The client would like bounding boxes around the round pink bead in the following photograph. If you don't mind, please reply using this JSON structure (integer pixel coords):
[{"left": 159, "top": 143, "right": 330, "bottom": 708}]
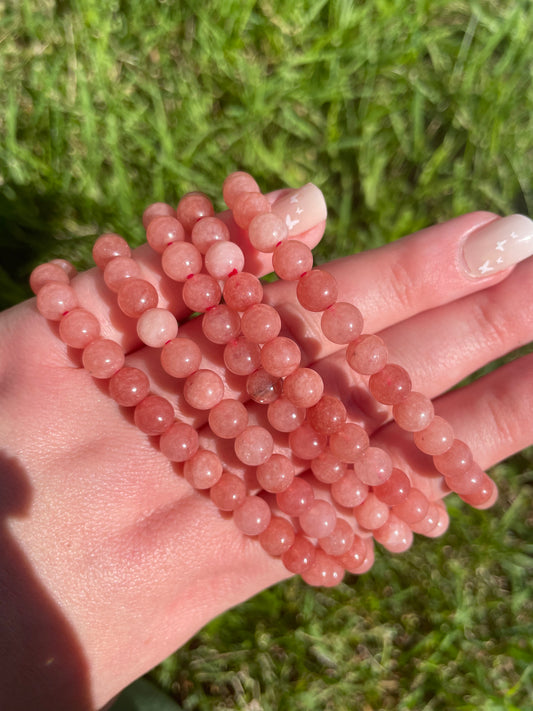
[
  {"left": 373, "top": 513, "right": 413, "bottom": 553},
  {"left": 267, "top": 396, "right": 306, "bottom": 432},
  {"left": 117, "top": 278, "right": 158, "bottom": 318},
  {"left": 183, "top": 369, "right": 224, "bottom": 410},
  {"left": 246, "top": 369, "right": 282, "bottom": 404},
  {"left": 223, "top": 272, "right": 263, "bottom": 311},
  {"left": 204, "top": 241, "right": 245, "bottom": 279},
  {"left": 137, "top": 308, "right": 178, "bottom": 348},
  {"left": 59, "top": 308, "right": 100, "bottom": 349},
  {"left": 433, "top": 439, "right": 474, "bottom": 477},
  {"left": 282, "top": 535, "right": 316, "bottom": 574},
  {"left": 345, "top": 541, "right": 375, "bottom": 575},
  {"left": 444, "top": 463, "right": 487, "bottom": 496},
  {"left": 234, "top": 495, "right": 272, "bottom": 536},
  {"left": 296, "top": 269, "right": 338, "bottom": 312},
  {"left": 146, "top": 216, "right": 186, "bottom": 254},
  {"left": 283, "top": 367, "right": 324, "bottom": 408},
  {"left": 373, "top": 467, "right": 411, "bottom": 506},
  {"left": 329, "top": 423, "right": 369, "bottom": 462},
  {"left": 232, "top": 191, "right": 271, "bottom": 230},
  {"left": 191, "top": 216, "right": 230, "bottom": 254},
  {"left": 50, "top": 259, "right": 77, "bottom": 280},
  {"left": 202, "top": 304, "right": 241, "bottom": 345},
  {"left": 30, "top": 262, "right": 70, "bottom": 294},
  {"left": 260, "top": 336, "right": 301, "bottom": 378},
  {"left": 392, "top": 391, "right": 435, "bottom": 432},
  {"left": 36, "top": 282, "right": 79, "bottom": 321},
  {"left": 248, "top": 212, "right": 288, "bottom": 253},
  {"left": 299, "top": 499, "right": 337, "bottom": 539},
  {"left": 234, "top": 426, "right": 274, "bottom": 466},
  {"left": 92, "top": 233, "right": 131, "bottom": 269},
  {"left": 346, "top": 334, "right": 388, "bottom": 375},
  {"left": 223, "top": 337, "right": 261, "bottom": 376},
  {"left": 161, "top": 241, "right": 202, "bottom": 281},
  {"left": 318, "top": 518, "right": 355, "bottom": 556},
  {"left": 320, "top": 302, "right": 363, "bottom": 345},
  {"left": 256, "top": 454, "right": 295, "bottom": 493},
  {"left": 159, "top": 422, "right": 199, "bottom": 463},
  {"left": 288, "top": 423, "right": 327, "bottom": 460},
  {"left": 133, "top": 394, "right": 174, "bottom": 435},
  {"left": 301, "top": 549, "right": 344, "bottom": 588},
  {"left": 330, "top": 470, "right": 369, "bottom": 508},
  {"left": 82, "top": 338, "right": 124, "bottom": 379},
  {"left": 276, "top": 478, "right": 315, "bottom": 517},
  {"left": 240, "top": 303, "right": 281, "bottom": 344},
  {"left": 413, "top": 416, "right": 454, "bottom": 455},
  {"left": 258, "top": 517, "right": 296, "bottom": 556},
  {"left": 183, "top": 449, "right": 223, "bottom": 488},
  {"left": 181, "top": 273, "right": 221, "bottom": 313},
  {"left": 337, "top": 535, "right": 370, "bottom": 574},
  {"left": 354, "top": 493, "right": 390, "bottom": 530},
  {"left": 423, "top": 503, "right": 450, "bottom": 537},
  {"left": 142, "top": 202, "right": 176, "bottom": 230},
  {"left": 352, "top": 446, "right": 393, "bottom": 486},
  {"left": 209, "top": 472, "right": 246, "bottom": 511},
  {"left": 222, "top": 171, "right": 260, "bottom": 209},
  {"left": 160, "top": 337, "right": 202, "bottom": 378},
  {"left": 461, "top": 476, "right": 498, "bottom": 508},
  {"left": 409, "top": 502, "right": 442, "bottom": 536},
  {"left": 208, "top": 399, "right": 248, "bottom": 439},
  {"left": 307, "top": 395, "right": 347, "bottom": 435},
  {"left": 310, "top": 450, "right": 347, "bottom": 484},
  {"left": 108, "top": 366, "right": 150, "bottom": 407},
  {"left": 103, "top": 257, "right": 141, "bottom": 292},
  {"left": 369, "top": 363, "right": 412, "bottom": 405},
  {"left": 393, "top": 488, "right": 429, "bottom": 524},
  {"left": 272, "top": 240, "right": 314, "bottom": 281},
  {"left": 176, "top": 191, "right": 214, "bottom": 233}
]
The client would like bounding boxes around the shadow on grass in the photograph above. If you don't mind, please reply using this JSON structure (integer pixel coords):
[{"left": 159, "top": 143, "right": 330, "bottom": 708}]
[{"left": 0, "top": 451, "right": 92, "bottom": 710}]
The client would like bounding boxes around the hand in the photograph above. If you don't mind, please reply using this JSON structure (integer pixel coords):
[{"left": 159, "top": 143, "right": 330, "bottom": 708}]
[{"left": 1, "top": 188, "right": 531, "bottom": 710}]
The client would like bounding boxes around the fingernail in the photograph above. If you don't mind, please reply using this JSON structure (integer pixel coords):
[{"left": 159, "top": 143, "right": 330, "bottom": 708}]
[
  {"left": 463, "top": 214, "right": 533, "bottom": 277},
  {"left": 271, "top": 184, "right": 327, "bottom": 236}
]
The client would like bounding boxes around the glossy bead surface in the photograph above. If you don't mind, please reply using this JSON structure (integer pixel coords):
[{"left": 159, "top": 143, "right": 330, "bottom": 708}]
[
  {"left": 234, "top": 495, "right": 272, "bottom": 536},
  {"left": 103, "top": 257, "right": 141, "bottom": 292},
  {"left": 133, "top": 395, "right": 174, "bottom": 435},
  {"left": 223, "top": 336, "right": 261, "bottom": 376},
  {"left": 393, "top": 488, "right": 429, "bottom": 524},
  {"left": 183, "top": 449, "right": 223, "bottom": 488},
  {"left": 209, "top": 472, "right": 247, "bottom": 511},
  {"left": 283, "top": 368, "right": 324, "bottom": 408},
  {"left": 161, "top": 338, "right": 202, "bottom": 378},
  {"left": 248, "top": 212, "right": 288, "bottom": 252},
  {"left": 222, "top": 171, "right": 260, "bottom": 209},
  {"left": 272, "top": 240, "right": 314, "bottom": 280},
  {"left": 276, "top": 478, "right": 315, "bottom": 517},
  {"left": 30, "top": 262, "right": 69, "bottom": 294},
  {"left": 246, "top": 369, "right": 282, "bottom": 404},
  {"left": 321, "top": 302, "right": 363, "bottom": 344},
  {"left": 433, "top": 439, "right": 474, "bottom": 477},
  {"left": 142, "top": 202, "right": 176, "bottom": 230},
  {"left": 240, "top": 303, "right": 281, "bottom": 344},
  {"left": 368, "top": 363, "right": 412, "bottom": 405},
  {"left": 59, "top": 308, "right": 100, "bottom": 349},
  {"left": 299, "top": 499, "right": 337, "bottom": 539},
  {"left": 373, "top": 467, "right": 411, "bottom": 506},
  {"left": 202, "top": 305, "right": 241, "bottom": 345},
  {"left": 318, "top": 518, "right": 355, "bottom": 556},
  {"left": 329, "top": 423, "right": 369, "bottom": 462},
  {"left": 346, "top": 334, "right": 388, "bottom": 375},
  {"left": 109, "top": 366, "right": 150, "bottom": 407},
  {"left": 137, "top": 308, "right": 178, "bottom": 348},
  {"left": 282, "top": 535, "right": 316, "bottom": 574},
  {"left": 330, "top": 470, "right": 369, "bottom": 508},
  {"left": 259, "top": 517, "right": 296, "bottom": 556},
  {"left": 92, "top": 233, "right": 131, "bottom": 269},
  {"left": 204, "top": 241, "right": 245, "bottom": 279},
  {"left": 413, "top": 416, "right": 454, "bottom": 455},
  {"left": 267, "top": 396, "right": 306, "bottom": 432},
  {"left": 234, "top": 426, "right": 274, "bottom": 466},
  {"left": 161, "top": 241, "right": 202, "bottom": 281},
  {"left": 183, "top": 369, "right": 225, "bottom": 410},
  {"left": 191, "top": 216, "right": 230, "bottom": 254},
  {"left": 208, "top": 399, "right": 248, "bottom": 439},
  {"left": 301, "top": 549, "right": 344, "bottom": 588},
  {"left": 296, "top": 269, "right": 338, "bottom": 312},
  {"left": 176, "top": 191, "right": 214, "bottom": 233},
  {"left": 256, "top": 454, "right": 295, "bottom": 493},
  {"left": 352, "top": 446, "right": 393, "bottom": 486},
  {"left": 354, "top": 493, "right": 390, "bottom": 530},
  {"left": 159, "top": 422, "right": 199, "bottom": 463},
  {"left": 232, "top": 191, "right": 271, "bottom": 229},
  {"left": 392, "top": 391, "right": 435, "bottom": 432},
  {"left": 307, "top": 395, "right": 347, "bottom": 435},
  {"left": 288, "top": 423, "right": 327, "bottom": 460},
  {"left": 182, "top": 273, "right": 221, "bottom": 313},
  {"left": 36, "top": 282, "right": 79, "bottom": 321},
  {"left": 117, "top": 278, "right": 158, "bottom": 318},
  {"left": 223, "top": 272, "right": 263, "bottom": 311},
  {"left": 373, "top": 514, "right": 413, "bottom": 553},
  {"left": 260, "top": 336, "right": 301, "bottom": 378},
  {"left": 310, "top": 451, "right": 347, "bottom": 484},
  {"left": 146, "top": 216, "right": 186, "bottom": 254},
  {"left": 82, "top": 338, "right": 124, "bottom": 379}
]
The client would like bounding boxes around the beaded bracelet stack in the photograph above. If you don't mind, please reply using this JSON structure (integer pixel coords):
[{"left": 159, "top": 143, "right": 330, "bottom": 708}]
[{"left": 30, "top": 172, "right": 497, "bottom": 587}]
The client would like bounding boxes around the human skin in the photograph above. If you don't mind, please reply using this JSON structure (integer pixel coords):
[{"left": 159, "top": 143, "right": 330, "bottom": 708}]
[{"left": 0, "top": 190, "right": 532, "bottom": 709}]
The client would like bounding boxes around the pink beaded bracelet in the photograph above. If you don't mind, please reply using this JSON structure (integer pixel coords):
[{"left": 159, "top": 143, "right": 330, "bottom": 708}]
[{"left": 31, "top": 171, "right": 497, "bottom": 588}]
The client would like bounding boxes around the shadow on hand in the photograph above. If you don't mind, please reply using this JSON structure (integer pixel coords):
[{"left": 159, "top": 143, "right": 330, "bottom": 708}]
[{"left": 0, "top": 451, "right": 93, "bottom": 710}]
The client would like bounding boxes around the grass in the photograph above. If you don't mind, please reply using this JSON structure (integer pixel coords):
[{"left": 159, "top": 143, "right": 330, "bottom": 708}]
[{"left": 1, "top": 1, "right": 532, "bottom": 709}]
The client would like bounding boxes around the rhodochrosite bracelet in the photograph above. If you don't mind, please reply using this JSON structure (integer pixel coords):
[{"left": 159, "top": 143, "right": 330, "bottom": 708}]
[{"left": 31, "top": 172, "right": 497, "bottom": 588}]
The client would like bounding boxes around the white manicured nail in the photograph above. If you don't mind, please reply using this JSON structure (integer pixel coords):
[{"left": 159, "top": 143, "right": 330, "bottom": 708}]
[
  {"left": 463, "top": 214, "right": 533, "bottom": 277},
  {"left": 272, "top": 184, "right": 327, "bottom": 236}
]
